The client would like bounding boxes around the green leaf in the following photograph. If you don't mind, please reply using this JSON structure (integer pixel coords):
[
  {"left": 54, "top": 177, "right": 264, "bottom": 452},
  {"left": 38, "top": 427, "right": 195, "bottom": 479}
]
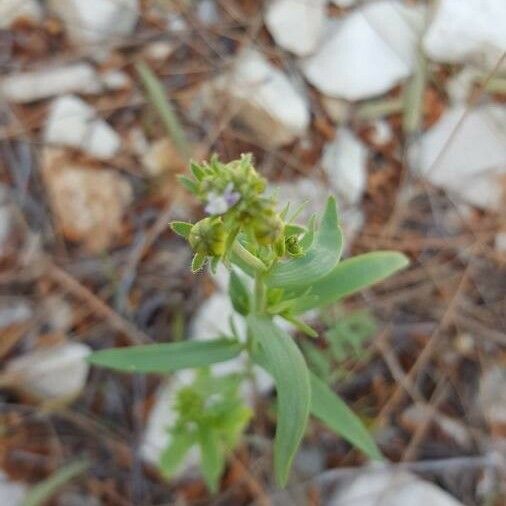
[
  {"left": 281, "top": 314, "right": 318, "bottom": 338},
  {"left": 136, "top": 61, "right": 190, "bottom": 158},
  {"left": 327, "top": 310, "right": 376, "bottom": 361},
  {"left": 403, "top": 50, "right": 428, "bottom": 136},
  {"left": 199, "top": 428, "right": 225, "bottom": 493},
  {"left": 266, "top": 197, "right": 343, "bottom": 290},
  {"left": 177, "top": 174, "right": 198, "bottom": 194},
  {"left": 170, "top": 221, "right": 193, "bottom": 239},
  {"left": 301, "top": 342, "right": 332, "bottom": 381},
  {"left": 247, "top": 315, "right": 310, "bottom": 486},
  {"left": 310, "top": 372, "right": 382, "bottom": 460},
  {"left": 299, "top": 215, "right": 316, "bottom": 252},
  {"left": 190, "top": 161, "right": 206, "bottom": 181},
  {"left": 192, "top": 252, "right": 207, "bottom": 272},
  {"left": 88, "top": 339, "right": 242, "bottom": 373},
  {"left": 229, "top": 269, "right": 251, "bottom": 316},
  {"left": 159, "top": 430, "right": 194, "bottom": 479},
  {"left": 21, "top": 459, "right": 89, "bottom": 506},
  {"left": 293, "top": 251, "right": 409, "bottom": 313},
  {"left": 284, "top": 223, "right": 307, "bottom": 237}
]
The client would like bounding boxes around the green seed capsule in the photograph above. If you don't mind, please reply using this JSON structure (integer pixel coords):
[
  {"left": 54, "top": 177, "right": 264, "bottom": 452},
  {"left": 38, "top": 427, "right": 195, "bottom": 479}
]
[
  {"left": 253, "top": 212, "right": 284, "bottom": 246},
  {"left": 286, "top": 235, "right": 303, "bottom": 256},
  {"left": 188, "top": 217, "right": 227, "bottom": 257}
]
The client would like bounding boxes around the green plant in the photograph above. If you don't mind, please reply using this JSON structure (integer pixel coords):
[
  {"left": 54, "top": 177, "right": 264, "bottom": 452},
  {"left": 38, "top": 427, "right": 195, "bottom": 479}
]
[
  {"left": 303, "top": 308, "right": 377, "bottom": 383},
  {"left": 89, "top": 154, "right": 409, "bottom": 489},
  {"left": 159, "top": 369, "right": 252, "bottom": 492}
]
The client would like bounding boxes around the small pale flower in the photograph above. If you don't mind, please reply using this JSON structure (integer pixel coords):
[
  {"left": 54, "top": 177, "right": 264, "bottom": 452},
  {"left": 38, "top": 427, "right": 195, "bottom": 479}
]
[{"left": 204, "top": 182, "right": 240, "bottom": 215}]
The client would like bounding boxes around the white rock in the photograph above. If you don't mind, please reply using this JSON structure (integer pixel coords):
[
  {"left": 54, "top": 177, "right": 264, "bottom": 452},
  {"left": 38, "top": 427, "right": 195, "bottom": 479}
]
[
  {"left": 495, "top": 232, "right": 506, "bottom": 254},
  {"left": 321, "top": 128, "right": 368, "bottom": 206},
  {"left": 0, "top": 184, "right": 14, "bottom": 259},
  {"left": 408, "top": 105, "right": 506, "bottom": 211},
  {"left": 5, "top": 342, "right": 91, "bottom": 400},
  {"left": 203, "top": 48, "right": 310, "bottom": 147},
  {"left": 275, "top": 178, "right": 330, "bottom": 222},
  {"left": 479, "top": 366, "right": 506, "bottom": 432},
  {"left": 423, "top": 0, "right": 506, "bottom": 70},
  {"left": 0, "top": 297, "right": 32, "bottom": 330},
  {"left": 401, "top": 404, "right": 471, "bottom": 447},
  {"left": 189, "top": 291, "right": 244, "bottom": 341},
  {"left": 329, "top": 469, "right": 464, "bottom": 506},
  {"left": 167, "top": 13, "right": 188, "bottom": 33},
  {"left": 141, "top": 138, "right": 186, "bottom": 177},
  {"left": 42, "top": 150, "right": 132, "bottom": 253},
  {"left": 197, "top": 0, "right": 219, "bottom": 26},
  {"left": 341, "top": 207, "right": 365, "bottom": 248},
  {"left": 0, "top": 472, "right": 26, "bottom": 506},
  {"left": 40, "top": 295, "right": 74, "bottom": 333},
  {"left": 0, "top": 0, "right": 42, "bottom": 28},
  {"left": 0, "top": 64, "right": 102, "bottom": 104},
  {"left": 44, "top": 95, "right": 121, "bottom": 160},
  {"left": 144, "top": 41, "right": 175, "bottom": 61},
  {"left": 48, "top": 0, "right": 139, "bottom": 46},
  {"left": 100, "top": 69, "right": 131, "bottom": 91},
  {"left": 265, "top": 0, "right": 327, "bottom": 56},
  {"left": 370, "top": 119, "right": 393, "bottom": 145},
  {"left": 303, "top": 1, "right": 425, "bottom": 100},
  {"left": 446, "top": 68, "right": 481, "bottom": 105}
]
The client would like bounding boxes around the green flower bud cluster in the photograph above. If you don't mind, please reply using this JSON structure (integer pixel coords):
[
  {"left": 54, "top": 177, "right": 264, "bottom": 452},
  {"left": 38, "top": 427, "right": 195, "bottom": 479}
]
[{"left": 175, "top": 154, "right": 287, "bottom": 271}]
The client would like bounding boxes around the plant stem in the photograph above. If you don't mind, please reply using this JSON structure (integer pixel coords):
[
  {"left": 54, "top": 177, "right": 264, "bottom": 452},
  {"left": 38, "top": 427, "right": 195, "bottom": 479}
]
[
  {"left": 254, "top": 273, "right": 266, "bottom": 314},
  {"left": 232, "top": 242, "right": 267, "bottom": 273}
]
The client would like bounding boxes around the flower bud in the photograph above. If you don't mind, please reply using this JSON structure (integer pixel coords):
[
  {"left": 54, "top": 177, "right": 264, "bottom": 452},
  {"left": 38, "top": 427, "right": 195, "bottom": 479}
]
[
  {"left": 253, "top": 211, "right": 284, "bottom": 246},
  {"left": 285, "top": 235, "right": 303, "bottom": 256},
  {"left": 189, "top": 217, "right": 227, "bottom": 257}
]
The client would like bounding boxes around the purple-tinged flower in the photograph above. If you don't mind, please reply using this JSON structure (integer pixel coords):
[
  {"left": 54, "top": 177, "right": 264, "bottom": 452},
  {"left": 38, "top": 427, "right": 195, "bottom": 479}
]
[{"left": 204, "top": 182, "right": 240, "bottom": 215}]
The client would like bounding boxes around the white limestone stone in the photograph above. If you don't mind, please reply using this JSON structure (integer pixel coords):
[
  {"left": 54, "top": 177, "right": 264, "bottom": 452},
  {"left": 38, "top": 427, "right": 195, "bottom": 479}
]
[
  {"left": 5, "top": 342, "right": 91, "bottom": 400},
  {"left": 44, "top": 95, "right": 121, "bottom": 160},
  {"left": 0, "top": 472, "right": 26, "bottom": 506},
  {"left": 321, "top": 128, "right": 368, "bottom": 206},
  {"left": 408, "top": 105, "right": 506, "bottom": 211},
  {"left": 423, "top": 0, "right": 506, "bottom": 70},
  {"left": 265, "top": 0, "right": 327, "bottom": 56},
  {"left": 0, "top": 0, "right": 42, "bottom": 28},
  {"left": 202, "top": 48, "right": 310, "bottom": 147},
  {"left": 48, "top": 0, "right": 139, "bottom": 46},
  {"left": 329, "top": 469, "right": 464, "bottom": 506},
  {"left": 1, "top": 64, "right": 102, "bottom": 103},
  {"left": 303, "top": 1, "right": 425, "bottom": 100}
]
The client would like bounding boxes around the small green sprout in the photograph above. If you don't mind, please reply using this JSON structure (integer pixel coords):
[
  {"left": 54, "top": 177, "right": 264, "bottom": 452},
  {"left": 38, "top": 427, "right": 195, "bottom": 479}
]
[
  {"left": 160, "top": 370, "right": 252, "bottom": 492},
  {"left": 89, "top": 154, "right": 410, "bottom": 491}
]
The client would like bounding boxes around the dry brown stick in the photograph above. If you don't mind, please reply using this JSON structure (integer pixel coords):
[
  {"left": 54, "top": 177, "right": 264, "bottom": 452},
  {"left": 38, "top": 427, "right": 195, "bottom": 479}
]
[
  {"left": 376, "top": 243, "right": 477, "bottom": 425},
  {"left": 229, "top": 454, "right": 271, "bottom": 506},
  {"left": 384, "top": 52, "right": 506, "bottom": 237},
  {"left": 401, "top": 380, "right": 450, "bottom": 463},
  {"left": 46, "top": 259, "right": 150, "bottom": 344}
]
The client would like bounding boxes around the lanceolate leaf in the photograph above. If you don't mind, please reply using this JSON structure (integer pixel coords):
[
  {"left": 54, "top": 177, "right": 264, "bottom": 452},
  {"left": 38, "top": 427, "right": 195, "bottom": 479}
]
[
  {"left": 310, "top": 372, "right": 382, "bottom": 460},
  {"left": 229, "top": 269, "right": 251, "bottom": 315},
  {"left": 266, "top": 197, "right": 343, "bottom": 290},
  {"left": 170, "top": 221, "right": 193, "bottom": 239},
  {"left": 159, "top": 431, "right": 194, "bottom": 479},
  {"left": 247, "top": 315, "right": 310, "bottom": 486},
  {"left": 88, "top": 339, "right": 242, "bottom": 373},
  {"left": 136, "top": 61, "right": 190, "bottom": 158},
  {"left": 21, "top": 459, "right": 89, "bottom": 506},
  {"left": 199, "top": 428, "right": 225, "bottom": 493},
  {"left": 293, "top": 251, "right": 409, "bottom": 313}
]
